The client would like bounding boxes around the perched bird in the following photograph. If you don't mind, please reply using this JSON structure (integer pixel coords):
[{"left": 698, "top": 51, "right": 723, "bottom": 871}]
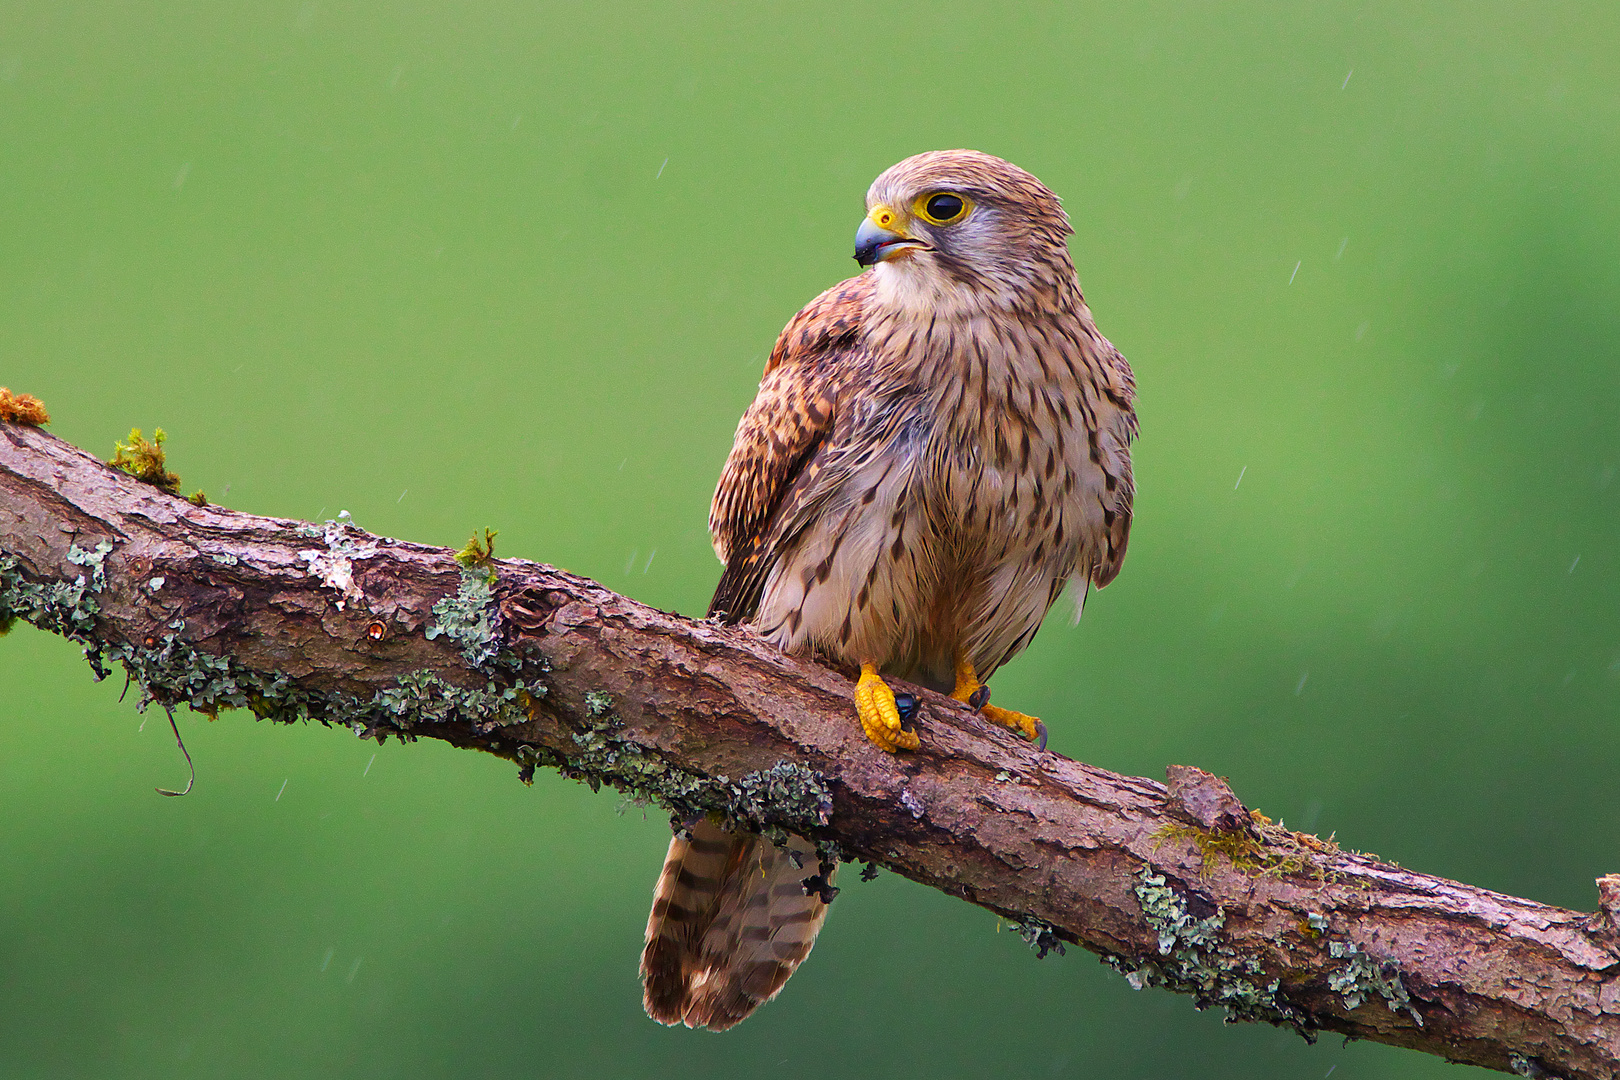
[{"left": 641, "top": 149, "right": 1137, "bottom": 1030}]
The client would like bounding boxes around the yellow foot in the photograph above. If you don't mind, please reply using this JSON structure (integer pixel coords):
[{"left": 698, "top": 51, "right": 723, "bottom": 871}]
[
  {"left": 855, "top": 662, "right": 919, "bottom": 752},
  {"left": 983, "top": 703, "right": 1046, "bottom": 746},
  {"left": 951, "top": 652, "right": 1048, "bottom": 749}
]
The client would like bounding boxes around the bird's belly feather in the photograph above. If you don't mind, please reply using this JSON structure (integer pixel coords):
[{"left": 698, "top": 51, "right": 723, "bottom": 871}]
[{"left": 752, "top": 411, "right": 1108, "bottom": 691}]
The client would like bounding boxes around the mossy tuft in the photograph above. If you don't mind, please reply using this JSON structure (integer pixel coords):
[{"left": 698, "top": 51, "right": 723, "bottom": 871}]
[
  {"left": 0, "top": 387, "right": 50, "bottom": 426},
  {"left": 454, "top": 528, "right": 498, "bottom": 583},
  {"left": 1153, "top": 817, "right": 1339, "bottom": 882},
  {"left": 110, "top": 428, "right": 185, "bottom": 497}
]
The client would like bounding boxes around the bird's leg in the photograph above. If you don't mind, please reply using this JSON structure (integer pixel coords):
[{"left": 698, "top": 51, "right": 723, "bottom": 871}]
[
  {"left": 855, "top": 662, "right": 920, "bottom": 752},
  {"left": 951, "top": 652, "right": 1048, "bottom": 749}
]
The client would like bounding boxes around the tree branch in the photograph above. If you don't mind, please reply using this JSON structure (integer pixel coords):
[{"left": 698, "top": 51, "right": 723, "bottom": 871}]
[{"left": 2, "top": 420, "right": 1616, "bottom": 1078}]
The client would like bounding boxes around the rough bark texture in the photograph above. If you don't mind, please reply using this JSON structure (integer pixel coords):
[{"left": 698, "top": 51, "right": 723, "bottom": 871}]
[{"left": 3, "top": 420, "right": 1617, "bottom": 1078}]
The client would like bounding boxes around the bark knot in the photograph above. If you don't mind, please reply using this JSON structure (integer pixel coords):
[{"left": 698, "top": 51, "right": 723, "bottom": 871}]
[
  {"left": 1588, "top": 874, "right": 1620, "bottom": 955},
  {"left": 1164, "top": 764, "right": 1255, "bottom": 836}
]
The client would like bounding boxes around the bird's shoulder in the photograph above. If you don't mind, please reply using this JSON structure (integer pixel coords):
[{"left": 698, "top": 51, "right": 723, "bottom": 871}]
[
  {"left": 1064, "top": 303, "right": 1136, "bottom": 408},
  {"left": 763, "top": 273, "right": 874, "bottom": 378},
  {"left": 707, "top": 275, "right": 874, "bottom": 597}
]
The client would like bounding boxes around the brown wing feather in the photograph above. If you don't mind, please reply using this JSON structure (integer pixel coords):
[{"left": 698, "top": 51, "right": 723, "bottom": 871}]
[
  {"left": 707, "top": 277, "right": 871, "bottom": 621},
  {"left": 641, "top": 820, "right": 832, "bottom": 1031},
  {"left": 1091, "top": 336, "right": 1138, "bottom": 589}
]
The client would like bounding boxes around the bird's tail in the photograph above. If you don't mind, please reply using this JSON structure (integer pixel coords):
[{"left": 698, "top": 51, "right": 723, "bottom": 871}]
[{"left": 640, "top": 817, "right": 834, "bottom": 1031}]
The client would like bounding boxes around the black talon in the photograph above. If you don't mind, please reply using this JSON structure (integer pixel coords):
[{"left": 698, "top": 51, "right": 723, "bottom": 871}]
[
  {"left": 893, "top": 691, "right": 919, "bottom": 729},
  {"left": 1032, "top": 719, "right": 1049, "bottom": 751},
  {"left": 968, "top": 685, "right": 991, "bottom": 711}
]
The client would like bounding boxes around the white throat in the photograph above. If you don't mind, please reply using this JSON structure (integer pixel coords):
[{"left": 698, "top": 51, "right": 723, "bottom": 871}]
[{"left": 870, "top": 258, "right": 1022, "bottom": 319}]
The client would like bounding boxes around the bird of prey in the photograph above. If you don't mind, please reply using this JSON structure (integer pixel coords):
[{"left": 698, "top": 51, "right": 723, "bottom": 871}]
[{"left": 641, "top": 149, "right": 1137, "bottom": 1031}]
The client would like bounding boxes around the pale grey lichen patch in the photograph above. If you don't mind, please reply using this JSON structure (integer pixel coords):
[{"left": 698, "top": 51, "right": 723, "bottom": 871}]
[
  {"left": 5, "top": 533, "right": 523, "bottom": 735},
  {"left": 296, "top": 512, "right": 379, "bottom": 611},
  {"left": 1508, "top": 1052, "right": 1550, "bottom": 1078},
  {"left": 5, "top": 534, "right": 532, "bottom": 747},
  {"left": 1136, "top": 866, "right": 1226, "bottom": 956},
  {"left": 90, "top": 621, "right": 544, "bottom": 744},
  {"left": 1012, "top": 915, "right": 1066, "bottom": 959},
  {"left": 1328, "top": 939, "right": 1422, "bottom": 1024},
  {"left": 0, "top": 529, "right": 529, "bottom": 736},
  {"left": 728, "top": 762, "right": 835, "bottom": 830},
  {"left": 1, "top": 541, "right": 113, "bottom": 640},
  {"left": 374, "top": 669, "right": 544, "bottom": 734},
  {"left": 111, "top": 621, "right": 247, "bottom": 714},
  {"left": 6, "top": 543, "right": 838, "bottom": 867},
  {"left": 1102, "top": 868, "right": 1420, "bottom": 1036},
  {"left": 557, "top": 709, "right": 833, "bottom": 840},
  {"left": 1102, "top": 866, "right": 1306, "bottom": 1031},
  {"left": 426, "top": 566, "right": 498, "bottom": 666},
  {"left": 68, "top": 541, "right": 113, "bottom": 592}
]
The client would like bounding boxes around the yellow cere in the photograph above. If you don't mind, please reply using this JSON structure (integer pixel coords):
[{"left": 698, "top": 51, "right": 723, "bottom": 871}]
[{"left": 866, "top": 203, "right": 907, "bottom": 236}]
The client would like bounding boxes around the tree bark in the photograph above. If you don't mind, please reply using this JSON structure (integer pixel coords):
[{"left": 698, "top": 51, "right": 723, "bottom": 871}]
[{"left": 2, "top": 420, "right": 1617, "bottom": 1078}]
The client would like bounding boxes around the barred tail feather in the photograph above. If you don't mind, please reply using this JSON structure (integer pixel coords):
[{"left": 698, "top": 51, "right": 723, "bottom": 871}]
[{"left": 640, "top": 819, "right": 833, "bottom": 1031}]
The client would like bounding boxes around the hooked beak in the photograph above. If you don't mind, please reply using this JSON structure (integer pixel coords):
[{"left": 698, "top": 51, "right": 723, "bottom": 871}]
[{"left": 854, "top": 207, "right": 930, "bottom": 266}]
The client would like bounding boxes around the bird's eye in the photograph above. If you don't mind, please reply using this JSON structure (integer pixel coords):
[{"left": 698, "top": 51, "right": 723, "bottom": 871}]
[{"left": 917, "top": 192, "right": 970, "bottom": 225}]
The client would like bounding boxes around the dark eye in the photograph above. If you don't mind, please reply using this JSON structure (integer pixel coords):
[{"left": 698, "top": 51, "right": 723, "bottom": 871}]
[{"left": 923, "top": 193, "right": 966, "bottom": 223}]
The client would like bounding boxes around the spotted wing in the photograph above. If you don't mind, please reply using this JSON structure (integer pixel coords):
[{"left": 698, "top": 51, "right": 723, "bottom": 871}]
[
  {"left": 707, "top": 277, "right": 869, "bottom": 621},
  {"left": 1089, "top": 333, "right": 1138, "bottom": 589},
  {"left": 640, "top": 819, "right": 833, "bottom": 1031}
]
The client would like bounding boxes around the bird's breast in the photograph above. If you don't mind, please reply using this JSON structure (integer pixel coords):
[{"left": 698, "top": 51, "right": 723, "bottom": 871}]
[{"left": 897, "top": 317, "right": 1098, "bottom": 527}]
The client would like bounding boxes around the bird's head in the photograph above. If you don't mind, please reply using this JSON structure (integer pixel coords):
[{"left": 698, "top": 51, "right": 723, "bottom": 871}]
[{"left": 855, "top": 149, "right": 1075, "bottom": 314}]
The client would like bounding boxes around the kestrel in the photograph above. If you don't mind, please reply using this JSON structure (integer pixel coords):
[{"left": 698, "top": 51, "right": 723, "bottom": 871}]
[{"left": 642, "top": 150, "right": 1137, "bottom": 1030}]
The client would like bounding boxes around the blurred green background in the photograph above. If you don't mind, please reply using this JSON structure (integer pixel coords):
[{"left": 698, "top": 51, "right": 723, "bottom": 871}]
[{"left": 2, "top": 1, "right": 1618, "bottom": 1076}]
